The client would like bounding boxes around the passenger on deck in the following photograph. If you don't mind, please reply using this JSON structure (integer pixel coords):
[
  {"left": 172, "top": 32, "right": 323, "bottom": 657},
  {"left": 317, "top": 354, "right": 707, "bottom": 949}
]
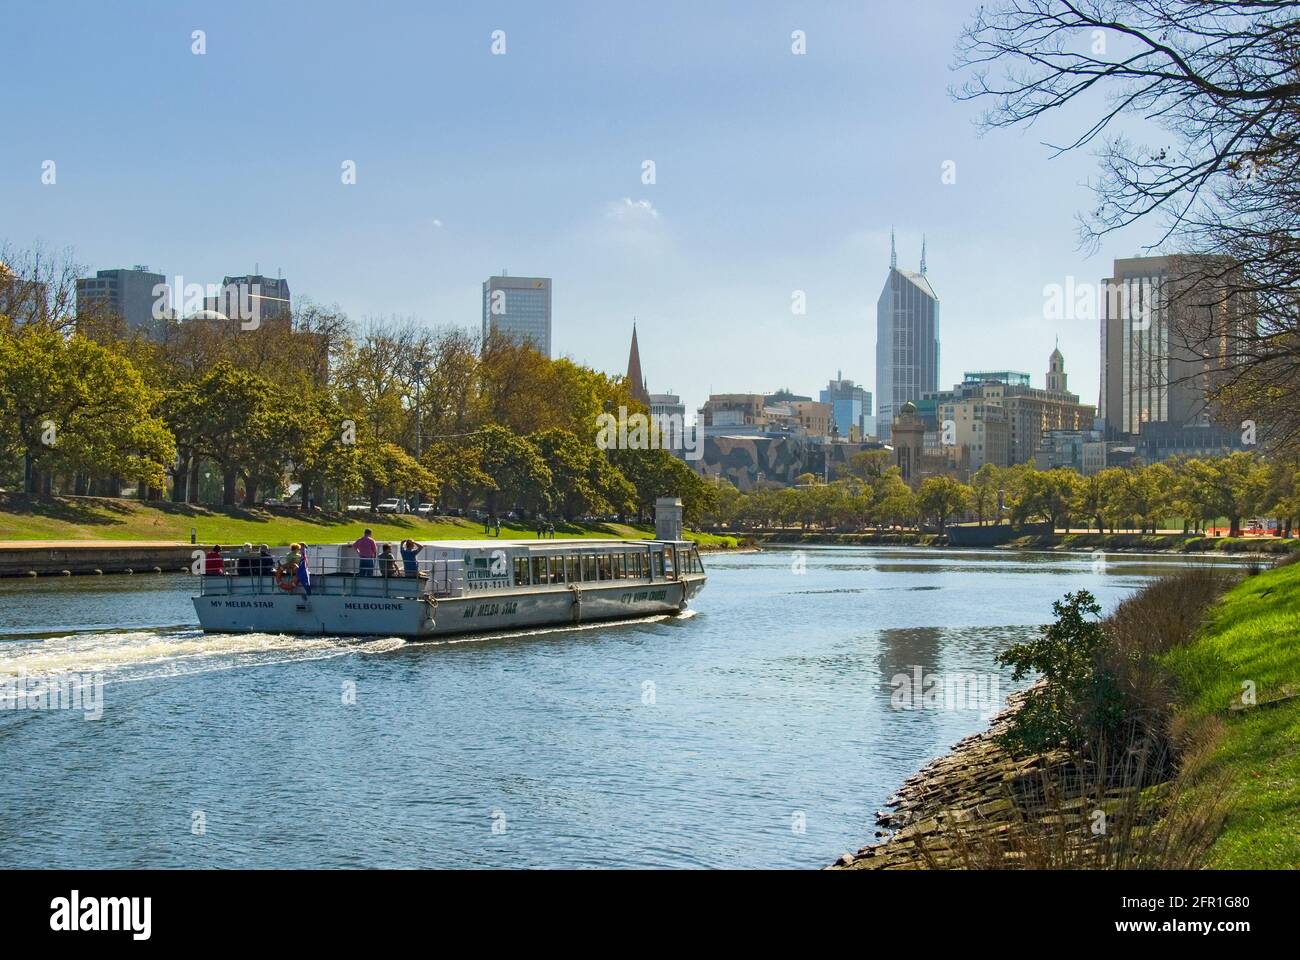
[
  {"left": 379, "top": 543, "right": 399, "bottom": 578},
  {"left": 353, "top": 529, "right": 377, "bottom": 577},
  {"left": 282, "top": 543, "right": 302, "bottom": 575},
  {"left": 400, "top": 539, "right": 423, "bottom": 578},
  {"left": 257, "top": 544, "right": 275, "bottom": 575},
  {"left": 236, "top": 542, "right": 253, "bottom": 577},
  {"left": 297, "top": 543, "right": 312, "bottom": 596},
  {"left": 204, "top": 545, "right": 224, "bottom": 575}
]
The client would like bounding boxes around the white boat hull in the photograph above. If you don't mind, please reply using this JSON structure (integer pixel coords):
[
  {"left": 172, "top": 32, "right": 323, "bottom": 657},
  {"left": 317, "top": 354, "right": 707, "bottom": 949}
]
[{"left": 193, "top": 576, "right": 706, "bottom": 640}]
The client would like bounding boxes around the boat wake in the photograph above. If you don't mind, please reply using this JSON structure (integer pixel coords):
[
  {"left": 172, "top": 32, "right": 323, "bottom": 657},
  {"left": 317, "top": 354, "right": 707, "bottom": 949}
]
[{"left": 0, "top": 628, "right": 406, "bottom": 688}]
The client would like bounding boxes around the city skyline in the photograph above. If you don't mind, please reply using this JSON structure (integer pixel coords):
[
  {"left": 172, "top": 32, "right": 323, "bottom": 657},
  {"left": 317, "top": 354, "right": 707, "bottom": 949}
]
[{"left": 1, "top": 0, "right": 1171, "bottom": 422}]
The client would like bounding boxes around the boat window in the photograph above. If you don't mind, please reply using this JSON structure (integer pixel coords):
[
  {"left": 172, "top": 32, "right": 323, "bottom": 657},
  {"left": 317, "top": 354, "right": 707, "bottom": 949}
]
[
  {"left": 613, "top": 554, "right": 625, "bottom": 579},
  {"left": 531, "top": 556, "right": 547, "bottom": 584},
  {"left": 566, "top": 555, "right": 580, "bottom": 583},
  {"left": 598, "top": 555, "right": 612, "bottom": 580},
  {"left": 664, "top": 550, "right": 677, "bottom": 579},
  {"left": 513, "top": 557, "right": 530, "bottom": 586},
  {"left": 549, "top": 556, "right": 564, "bottom": 584},
  {"left": 582, "top": 555, "right": 598, "bottom": 581},
  {"left": 651, "top": 551, "right": 663, "bottom": 578},
  {"left": 691, "top": 547, "right": 704, "bottom": 573}
]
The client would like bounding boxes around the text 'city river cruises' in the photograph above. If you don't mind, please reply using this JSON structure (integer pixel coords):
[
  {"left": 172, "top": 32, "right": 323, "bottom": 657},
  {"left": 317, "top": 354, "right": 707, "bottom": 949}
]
[{"left": 193, "top": 539, "right": 707, "bottom": 639}]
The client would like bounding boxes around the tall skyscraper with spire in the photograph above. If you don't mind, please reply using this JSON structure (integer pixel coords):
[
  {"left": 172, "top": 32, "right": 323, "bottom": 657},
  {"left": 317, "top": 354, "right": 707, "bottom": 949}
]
[
  {"left": 875, "top": 231, "right": 940, "bottom": 442},
  {"left": 626, "top": 321, "right": 650, "bottom": 406}
]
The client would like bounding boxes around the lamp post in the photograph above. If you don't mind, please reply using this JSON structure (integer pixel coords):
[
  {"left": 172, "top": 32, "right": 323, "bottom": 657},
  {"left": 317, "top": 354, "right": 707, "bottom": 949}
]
[
  {"left": 413, "top": 359, "right": 426, "bottom": 461},
  {"left": 412, "top": 359, "right": 427, "bottom": 511}
]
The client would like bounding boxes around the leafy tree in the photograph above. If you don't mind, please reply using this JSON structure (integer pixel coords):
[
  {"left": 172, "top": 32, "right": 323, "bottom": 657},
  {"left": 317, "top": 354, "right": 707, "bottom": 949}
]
[
  {"left": 996, "top": 591, "right": 1120, "bottom": 752},
  {"left": 474, "top": 424, "right": 552, "bottom": 516},
  {"left": 531, "top": 428, "right": 600, "bottom": 519},
  {"left": 917, "top": 475, "right": 972, "bottom": 533},
  {"left": 424, "top": 440, "right": 491, "bottom": 511},
  {"left": 189, "top": 360, "right": 274, "bottom": 505},
  {"left": 0, "top": 326, "right": 173, "bottom": 494},
  {"left": 354, "top": 439, "right": 438, "bottom": 508},
  {"left": 970, "top": 463, "right": 1001, "bottom": 525}
]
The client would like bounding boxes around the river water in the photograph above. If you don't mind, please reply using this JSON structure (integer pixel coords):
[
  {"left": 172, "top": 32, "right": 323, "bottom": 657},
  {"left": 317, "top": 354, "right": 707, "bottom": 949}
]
[{"left": 0, "top": 546, "right": 1243, "bottom": 868}]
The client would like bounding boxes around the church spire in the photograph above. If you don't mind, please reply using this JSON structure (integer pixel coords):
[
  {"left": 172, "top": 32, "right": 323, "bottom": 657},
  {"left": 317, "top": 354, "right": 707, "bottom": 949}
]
[
  {"left": 626, "top": 320, "right": 650, "bottom": 406},
  {"left": 890, "top": 227, "right": 897, "bottom": 270}
]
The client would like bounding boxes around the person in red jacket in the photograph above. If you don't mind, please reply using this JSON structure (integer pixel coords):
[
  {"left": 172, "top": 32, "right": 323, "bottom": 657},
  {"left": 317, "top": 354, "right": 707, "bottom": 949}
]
[{"left": 204, "top": 545, "right": 225, "bottom": 575}]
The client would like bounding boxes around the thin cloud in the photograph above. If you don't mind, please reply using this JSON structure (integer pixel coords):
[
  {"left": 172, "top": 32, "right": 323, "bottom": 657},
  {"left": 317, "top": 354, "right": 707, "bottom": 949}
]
[{"left": 605, "top": 197, "right": 660, "bottom": 222}]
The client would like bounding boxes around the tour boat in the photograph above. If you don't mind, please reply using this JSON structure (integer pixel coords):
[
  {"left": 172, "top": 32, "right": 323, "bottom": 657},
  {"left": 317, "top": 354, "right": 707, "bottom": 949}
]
[{"left": 192, "top": 539, "right": 707, "bottom": 639}]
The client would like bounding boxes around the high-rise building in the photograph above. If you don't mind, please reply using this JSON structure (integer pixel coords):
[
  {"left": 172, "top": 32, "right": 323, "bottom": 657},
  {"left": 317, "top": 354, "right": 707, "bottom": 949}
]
[
  {"left": 482, "top": 274, "right": 552, "bottom": 356},
  {"left": 205, "top": 274, "right": 291, "bottom": 326},
  {"left": 649, "top": 393, "right": 686, "bottom": 422},
  {"left": 1099, "top": 255, "right": 1246, "bottom": 441},
  {"left": 876, "top": 232, "right": 940, "bottom": 442},
  {"left": 820, "top": 372, "right": 875, "bottom": 440},
  {"left": 76, "top": 266, "right": 166, "bottom": 331}
]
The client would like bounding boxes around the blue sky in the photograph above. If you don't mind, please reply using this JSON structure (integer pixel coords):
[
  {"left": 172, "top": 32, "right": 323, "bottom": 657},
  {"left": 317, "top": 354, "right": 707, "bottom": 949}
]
[{"left": 1, "top": 0, "right": 1166, "bottom": 419}]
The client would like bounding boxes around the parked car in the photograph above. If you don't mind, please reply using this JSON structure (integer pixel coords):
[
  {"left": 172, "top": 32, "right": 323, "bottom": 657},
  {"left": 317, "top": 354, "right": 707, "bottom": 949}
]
[
  {"left": 346, "top": 501, "right": 372, "bottom": 513},
  {"left": 377, "top": 497, "right": 411, "bottom": 514},
  {"left": 416, "top": 503, "right": 437, "bottom": 517}
]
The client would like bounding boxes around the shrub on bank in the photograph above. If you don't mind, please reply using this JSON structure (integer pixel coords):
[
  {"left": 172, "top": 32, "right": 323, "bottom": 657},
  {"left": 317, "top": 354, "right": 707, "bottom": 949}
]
[{"left": 997, "top": 569, "right": 1235, "bottom": 758}]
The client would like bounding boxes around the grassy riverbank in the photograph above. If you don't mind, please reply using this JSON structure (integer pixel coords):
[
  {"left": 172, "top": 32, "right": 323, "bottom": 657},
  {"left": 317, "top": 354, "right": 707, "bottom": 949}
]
[
  {"left": 1008, "top": 531, "right": 1300, "bottom": 554},
  {"left": 744, "top": 528, "right": 1298, "bottom": 553},
  {"left": 836, "top": 556, "right": 1300, "bottom": 870},
  {"left": 1164, "top": 559, "right": 1300, "bottom": 867},
  {"left": 0, "top": 494, "right": 738, "bottom": 549}
]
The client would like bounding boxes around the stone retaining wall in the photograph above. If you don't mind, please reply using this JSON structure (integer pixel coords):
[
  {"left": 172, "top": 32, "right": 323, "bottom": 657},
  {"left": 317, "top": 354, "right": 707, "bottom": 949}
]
[{"left": 0, "top": 544, "right": 195, "bottom": 577}]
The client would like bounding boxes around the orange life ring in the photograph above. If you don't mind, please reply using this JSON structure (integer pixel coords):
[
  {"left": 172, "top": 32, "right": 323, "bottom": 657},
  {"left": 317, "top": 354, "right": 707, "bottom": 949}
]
[{"left": 275, "top": 568, "right": 297, "bottom": 591}]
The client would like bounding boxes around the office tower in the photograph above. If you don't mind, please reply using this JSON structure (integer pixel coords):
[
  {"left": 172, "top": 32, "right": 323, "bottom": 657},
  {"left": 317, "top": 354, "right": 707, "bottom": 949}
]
[
  {"left": 482, "top": 274, "right": 552, "bottom": 356},
  {"left": 1099, "top": 255, "right": 1245, "bottom": 441},
  {"left": 876, "top": 232, "right": 940, "bottom": 442},
  {"left": 205, "top": 274, "right": 292, "bottom": 325},
  {"left": 649, "top": 393, "right": 686, "bottom": 422},
  {"left": 820, "top": 372, "right": 874, "bottom": 440},
  {"left": 75, "top": 266, "right": 166, "bottom": 331}
]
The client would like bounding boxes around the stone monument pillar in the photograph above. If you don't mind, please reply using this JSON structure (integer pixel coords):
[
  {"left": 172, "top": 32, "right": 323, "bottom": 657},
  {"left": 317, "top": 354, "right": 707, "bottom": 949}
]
[{"left": 655, "top": 496, "right": 683, "bottom": 541}]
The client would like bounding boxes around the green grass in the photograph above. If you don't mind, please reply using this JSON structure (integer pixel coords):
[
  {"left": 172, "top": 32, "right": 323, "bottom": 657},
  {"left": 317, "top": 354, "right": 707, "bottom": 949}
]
[
  {"left": 1012, "top": 532, "right": 1300, "bottom": 553},
  {"left": 0, "top": 494, "right": 738, "bottom": 549},
  {"left": 1164, "top": 560, "right": 1300, "bottom": 868}
]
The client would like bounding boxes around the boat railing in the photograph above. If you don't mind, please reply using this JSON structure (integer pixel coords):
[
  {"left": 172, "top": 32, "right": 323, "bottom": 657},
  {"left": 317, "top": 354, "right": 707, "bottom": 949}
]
[{"left": 198, "top": 551, "right": 460, "bottom": 599}]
